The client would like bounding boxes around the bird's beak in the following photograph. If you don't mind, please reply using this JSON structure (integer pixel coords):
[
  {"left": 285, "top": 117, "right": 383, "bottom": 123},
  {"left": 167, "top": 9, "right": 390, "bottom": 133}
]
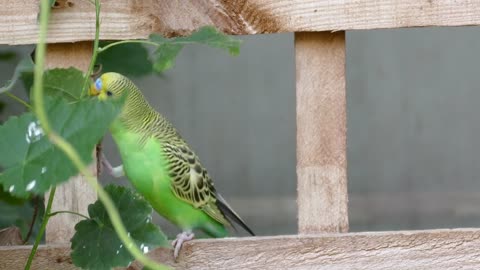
[{"left": 89, "top": 84, "right": 100, "bottom": 96}]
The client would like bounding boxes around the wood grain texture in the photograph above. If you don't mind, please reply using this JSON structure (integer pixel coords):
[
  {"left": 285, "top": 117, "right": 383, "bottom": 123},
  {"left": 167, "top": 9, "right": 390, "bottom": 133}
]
[
  {"left": 2, "top": 0, "right": 480, "bottom": 44},
  {"left": 45, "top": 42, "right": 96, "bottom": 244},
  {"left": 0, "top": 244, "right": 75, "bottom": 270},
  {"left": 2, "top": 229, "right": 480, "bottom": 269},
  {"left": 295, "top": 32, "right": 348, "bottom": 234}
]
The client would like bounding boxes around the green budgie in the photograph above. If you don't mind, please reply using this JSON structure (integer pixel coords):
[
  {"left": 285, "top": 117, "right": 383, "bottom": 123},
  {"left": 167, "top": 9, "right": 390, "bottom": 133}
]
[{"left": 89, "top": 72, "right": 254, "bottom": 258}]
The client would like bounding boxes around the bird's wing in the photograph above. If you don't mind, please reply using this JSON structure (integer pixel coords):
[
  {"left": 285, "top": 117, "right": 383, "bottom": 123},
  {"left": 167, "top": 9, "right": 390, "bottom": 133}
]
[{"left": 163, "top": 143, "right": 230, "bottom": 226}]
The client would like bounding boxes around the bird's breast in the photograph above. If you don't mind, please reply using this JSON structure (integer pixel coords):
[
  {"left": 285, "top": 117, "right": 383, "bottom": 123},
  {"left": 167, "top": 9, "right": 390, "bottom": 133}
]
[{"left": 110, "top": 123, "right": 170, "bottom": 196}]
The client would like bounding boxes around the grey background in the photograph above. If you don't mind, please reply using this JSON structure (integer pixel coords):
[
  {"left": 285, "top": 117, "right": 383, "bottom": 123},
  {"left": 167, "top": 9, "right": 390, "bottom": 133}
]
[{"left": 2, "top": 27, "right": 480, "bottom": 236}]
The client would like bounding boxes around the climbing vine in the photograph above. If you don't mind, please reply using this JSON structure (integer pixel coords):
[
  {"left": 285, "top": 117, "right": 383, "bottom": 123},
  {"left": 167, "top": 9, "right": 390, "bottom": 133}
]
[{"left": 0, "top": 0, "right": 241, "bottom": 269}]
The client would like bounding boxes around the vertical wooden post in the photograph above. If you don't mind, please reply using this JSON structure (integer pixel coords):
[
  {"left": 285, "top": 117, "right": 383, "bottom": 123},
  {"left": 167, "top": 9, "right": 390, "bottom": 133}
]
[
  {"left": 44, "top": 42, "right": 97, "bottom": 244},
  {"left": 295, "top": 32, "right": 348, "bottom": 234}
]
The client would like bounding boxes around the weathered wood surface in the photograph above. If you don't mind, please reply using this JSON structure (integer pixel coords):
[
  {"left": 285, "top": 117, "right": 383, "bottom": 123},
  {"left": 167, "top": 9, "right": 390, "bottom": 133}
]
[
  {"left": 2, "top": 229, "right": 480, "bottom": 269},
  {"left": 2, "top": 0, "right": 480, "bottom": 44},
  {"left": 295, "top": 32, "right": 348, "bottom": 234},
  {"left": 44, "top": 42, "right": 96, "bottom": 244}
]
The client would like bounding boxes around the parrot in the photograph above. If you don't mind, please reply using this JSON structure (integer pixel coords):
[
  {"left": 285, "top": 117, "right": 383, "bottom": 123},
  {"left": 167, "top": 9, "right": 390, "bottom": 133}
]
[{"left": 89, "top": 72, "right": 254, "bottom": 259}]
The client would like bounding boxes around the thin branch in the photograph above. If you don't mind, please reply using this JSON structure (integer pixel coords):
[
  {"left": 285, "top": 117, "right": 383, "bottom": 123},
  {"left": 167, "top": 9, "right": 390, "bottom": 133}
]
[
  {"left": 96, "top": 142, "right": 103, "bottom": 175},
  {"left": 24, "top": 2, "right": 54, "bottom": 268},
  {"left": 91, "top": 64, "right": 103, "bottom": 79},
  {"left": 0, "top": 80, "right": 16, "bottom": 95},
  {"left": 80, "top": 0, "right": 101, "bottom": 97},
  {"left": 32, "top": 0, "right": 51, "bottom": 133},
  {"left": 23, "top": 196, "right": 41, "bottom": 244},
  {"left": 48, "top": 210, "right": 89, "bottom": 220},
  {"left": 98, "top": 40, "right": 159, "bottom": 53},
  {"left": 5, "top": 92, "right": 31, "bottom": 109},
  {"left": 98, "top": 38, "right": 234, "bottom": 54},
  {"left": 29, "top": 0, "right": 168, "bottom": 269}
]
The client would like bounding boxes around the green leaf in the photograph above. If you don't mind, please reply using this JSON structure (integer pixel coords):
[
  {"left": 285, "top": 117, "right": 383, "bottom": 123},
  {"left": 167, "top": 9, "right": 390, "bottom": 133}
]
[
  {"left": 0, "top": 184, "right": 28, "bottom": 205},
  {"left": 149, "top": 26, "right": 241, "bottom": 72},
  {"left": 0, "top": 69, "right": 124, "bottom": 197},
  {"left": 0, "top": 57, "right": 34, "bottom": 95},
  {"left": 71, "top": 185, "right": 169, "bottom": 270},
  {"left": 42, "top": 68, "right": 84, "bottom": 101},
  {"left": 49, "top": 0, "right": 56, "bottom": 7},
  {"left": 97, "top": 42, "right": 153, "bottom": 77},
  {"left": 150, "top": 42, "right": 183, "bottom": 72},
  {"left": 20, "top": 51, "right": 35, "bottom": 95}
]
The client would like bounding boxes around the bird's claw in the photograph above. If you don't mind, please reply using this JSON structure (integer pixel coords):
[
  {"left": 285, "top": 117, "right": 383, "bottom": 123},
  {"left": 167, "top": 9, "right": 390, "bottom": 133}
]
[{"left": 172, "top": 231, "right": 194, "bottom": 260}]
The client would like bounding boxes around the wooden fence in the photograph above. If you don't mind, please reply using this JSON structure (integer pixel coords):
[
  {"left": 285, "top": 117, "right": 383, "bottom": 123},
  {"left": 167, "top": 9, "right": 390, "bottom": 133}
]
[{"left": 1, "top": 0, "right": 480, "bottom": 269}]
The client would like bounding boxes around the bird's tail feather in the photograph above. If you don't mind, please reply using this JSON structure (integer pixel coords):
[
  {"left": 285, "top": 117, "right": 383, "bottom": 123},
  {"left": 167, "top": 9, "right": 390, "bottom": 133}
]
[{"left": 216, "top": 193, "right": 255, "bottom": 236}]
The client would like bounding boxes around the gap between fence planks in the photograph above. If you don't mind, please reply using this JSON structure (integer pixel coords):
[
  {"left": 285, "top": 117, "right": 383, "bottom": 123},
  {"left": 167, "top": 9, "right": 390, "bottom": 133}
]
[
  {"left": 44, "top": 42, "right": 96, "bottom": 244},
  {"left": 2, "top": 229, "right": 480, "bottom": 269},
  {"left": 295, "top": 32, "right": 348, "bottom": 234},
  {"left": 2, "top": 0, "right": 480, "bottom": 44}
]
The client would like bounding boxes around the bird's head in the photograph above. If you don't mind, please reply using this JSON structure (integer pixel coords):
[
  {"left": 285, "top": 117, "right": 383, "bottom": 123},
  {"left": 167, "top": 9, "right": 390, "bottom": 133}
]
[{"left": 89, "top": 72, "right": 128, "bottom": 101}]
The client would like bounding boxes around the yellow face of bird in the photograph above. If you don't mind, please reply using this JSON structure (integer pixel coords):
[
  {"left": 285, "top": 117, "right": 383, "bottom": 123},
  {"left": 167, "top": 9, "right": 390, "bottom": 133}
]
[{"left": 89, "top": 73, "right": 125, "bottom": 100}]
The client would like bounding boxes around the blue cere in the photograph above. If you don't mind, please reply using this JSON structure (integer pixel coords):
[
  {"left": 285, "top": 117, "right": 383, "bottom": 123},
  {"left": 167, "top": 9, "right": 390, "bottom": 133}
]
[{"left": 95, "top": 78, "right": 102, "bottom": 91}]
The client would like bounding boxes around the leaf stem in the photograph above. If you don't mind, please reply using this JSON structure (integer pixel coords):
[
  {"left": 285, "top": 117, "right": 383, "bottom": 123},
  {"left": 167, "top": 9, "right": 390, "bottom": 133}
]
[
  {"left": 98, "top": 37, "right": 238, "bottom": 54},
  {"left": 5, "top": 92, "right": 32, "bottom": 109},
  {"left": 24, "top": 1, "right": 54, "bottom": 267},
  {"left": 0, "top": 80, "right": 16, "bottom": 95},
  {"left": 32, "top": 0, "right": 51, "bottom": 133},
  {"left": 48, "top": 210, "right": 89, "bottom": 220},
  {"left": 24, "top": 187, "right": 56, "bottom": 270},
  {"left": 31, "top": 1, "right": 167, "bottom": 269},
  {"left": 81, "top": 0, "right": 101, "bottom": 97},
  {"left": 98, "top": 40, "right": 159, "bottom": 53}
]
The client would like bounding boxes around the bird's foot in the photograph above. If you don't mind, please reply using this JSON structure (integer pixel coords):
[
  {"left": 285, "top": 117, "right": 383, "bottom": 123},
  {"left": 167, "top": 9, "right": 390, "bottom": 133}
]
[
  {"left": 172, "top": 231, "right": 194, "bottom": 260},
  {"left": 100, "top": 153, "right": 124, "bottom": 178}
]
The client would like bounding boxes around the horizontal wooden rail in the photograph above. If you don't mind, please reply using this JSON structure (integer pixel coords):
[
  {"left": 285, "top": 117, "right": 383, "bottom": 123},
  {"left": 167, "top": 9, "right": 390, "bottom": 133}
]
[
  {"left": 2, "top": 0, "right": 480, "bottom": 44},
  {"left": 1, "top": 228, "right": 480, "bottom": 269}
]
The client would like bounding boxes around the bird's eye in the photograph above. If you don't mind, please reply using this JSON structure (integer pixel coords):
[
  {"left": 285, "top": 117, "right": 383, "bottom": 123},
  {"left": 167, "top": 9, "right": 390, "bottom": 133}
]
[
  {"left": 94, "top": 78, "right": 102, "bottom": 91},
  {"left": 107, "top": 91, "right": 113, "bottom": 96}
]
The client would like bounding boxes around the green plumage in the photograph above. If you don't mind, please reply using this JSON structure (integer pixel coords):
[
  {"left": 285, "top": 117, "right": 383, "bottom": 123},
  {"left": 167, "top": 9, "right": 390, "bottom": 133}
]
[{"left": 96, "top": 73, "right": 253, "bottom": 237}]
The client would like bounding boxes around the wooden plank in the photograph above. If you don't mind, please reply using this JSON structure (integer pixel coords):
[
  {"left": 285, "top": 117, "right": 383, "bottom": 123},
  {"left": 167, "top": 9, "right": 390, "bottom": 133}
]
[
  {"left": 0, "top": 245, "right": 75, "bottom": 270},
  {"left": 0, "top": 244, "right": 78, "bottom": 270},
  {"left": 2, "top": 0, "right": 480, "bottom": 44},
  {"left": 2, "top": 229, "right": 480, "bottom": 269},
  {"left": 295, "top": 32, "right": 348, "bottom": 234},
  {"left": 44, "top": 42, "right": 96, "bottom": 244}
]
